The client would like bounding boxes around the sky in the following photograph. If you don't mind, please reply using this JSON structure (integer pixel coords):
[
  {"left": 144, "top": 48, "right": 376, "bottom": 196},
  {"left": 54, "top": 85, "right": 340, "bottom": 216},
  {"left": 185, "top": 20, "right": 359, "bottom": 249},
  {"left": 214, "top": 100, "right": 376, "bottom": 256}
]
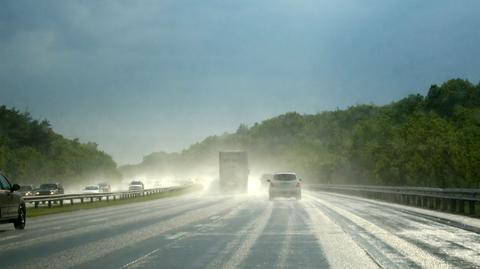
[{"left": 1, "top": 0, "right": 480, "bottom": 165}]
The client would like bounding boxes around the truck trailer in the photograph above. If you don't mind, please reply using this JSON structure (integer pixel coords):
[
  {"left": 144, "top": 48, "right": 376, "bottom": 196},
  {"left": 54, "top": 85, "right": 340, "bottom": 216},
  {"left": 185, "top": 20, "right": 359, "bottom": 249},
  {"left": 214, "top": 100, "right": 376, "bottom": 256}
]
[{"left": 219, "top": 151, "right": 249, "bottom": 193}]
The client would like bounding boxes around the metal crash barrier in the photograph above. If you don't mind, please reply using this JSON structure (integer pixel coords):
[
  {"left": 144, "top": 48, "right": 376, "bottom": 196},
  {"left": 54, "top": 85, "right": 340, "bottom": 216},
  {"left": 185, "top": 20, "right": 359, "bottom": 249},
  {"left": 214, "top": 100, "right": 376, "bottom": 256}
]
[
  {"left": 308, "top": 184, "right": 480, "bottom": 217},
  {"left": 23, "top": 185, "right": 192, "bottom": 208}
]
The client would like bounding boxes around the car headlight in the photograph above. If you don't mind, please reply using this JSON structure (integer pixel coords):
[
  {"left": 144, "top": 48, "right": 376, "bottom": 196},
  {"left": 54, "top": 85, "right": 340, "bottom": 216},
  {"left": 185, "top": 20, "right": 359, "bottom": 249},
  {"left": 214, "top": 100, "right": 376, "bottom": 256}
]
[
  {"left": 36, "top": 192, "right": 40, "bottom": 195},
  {"left": 50, "top": 191, "right": 55, "bottom": 194}
]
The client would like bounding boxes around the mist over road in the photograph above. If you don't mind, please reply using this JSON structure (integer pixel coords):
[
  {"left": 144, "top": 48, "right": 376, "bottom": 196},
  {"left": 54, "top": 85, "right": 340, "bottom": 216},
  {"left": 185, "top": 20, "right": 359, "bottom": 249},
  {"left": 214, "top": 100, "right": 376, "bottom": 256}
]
[{"left": 1, "top": 191, "right": 479, "bottom": 269}]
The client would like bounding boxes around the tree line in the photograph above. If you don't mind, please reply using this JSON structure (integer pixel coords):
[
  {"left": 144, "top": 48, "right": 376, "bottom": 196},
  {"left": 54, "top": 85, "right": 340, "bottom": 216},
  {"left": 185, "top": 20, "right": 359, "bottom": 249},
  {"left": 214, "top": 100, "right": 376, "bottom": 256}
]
[
  {"left": 123, "top": 79, "right": 480, "bottom": 188},
  {"left": 3, "top": 78, "right": 479, "bottom": 188},
  {"left": 0, "top": 106, "right": 120, "bottom": 185}
]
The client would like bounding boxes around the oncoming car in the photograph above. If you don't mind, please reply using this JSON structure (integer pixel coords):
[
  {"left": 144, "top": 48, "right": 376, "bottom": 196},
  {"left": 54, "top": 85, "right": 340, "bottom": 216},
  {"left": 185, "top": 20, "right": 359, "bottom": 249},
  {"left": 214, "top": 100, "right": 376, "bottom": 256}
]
[
  {"left": 0, "top": 172, "right": 26, "bottom": 230},
  {"left": 268, "top": 172, "right": 302, "bottom": 200},
  {"left": 129, "top": 181, "right": 144, "bottom": 191},
  {"left": 82, "top": 185, "right": 100, "bottom": 194},
  {"left": 19, "top": 185, "right": 34, "bottom": 196},
  {"left": 35, "top": 183, "right": 64, "bottom": 196}
]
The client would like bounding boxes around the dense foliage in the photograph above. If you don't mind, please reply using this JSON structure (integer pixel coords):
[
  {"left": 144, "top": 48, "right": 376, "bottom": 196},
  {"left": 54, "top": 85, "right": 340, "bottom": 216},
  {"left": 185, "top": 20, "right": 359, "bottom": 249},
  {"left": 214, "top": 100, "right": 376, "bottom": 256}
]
[
  {"left": 123, "top": 79, "right": 480, "bottom": 188},
  {"left": 0, "top": 106, "right": 120, "bottom": 185}
]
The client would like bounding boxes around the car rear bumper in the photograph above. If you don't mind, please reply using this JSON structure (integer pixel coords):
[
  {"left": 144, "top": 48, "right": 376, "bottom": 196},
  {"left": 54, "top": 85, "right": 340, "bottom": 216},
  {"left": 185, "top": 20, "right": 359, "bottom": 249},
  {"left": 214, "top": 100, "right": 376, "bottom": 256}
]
[{"left": 269, "top": 188, "right": 301, "bottom": 197}]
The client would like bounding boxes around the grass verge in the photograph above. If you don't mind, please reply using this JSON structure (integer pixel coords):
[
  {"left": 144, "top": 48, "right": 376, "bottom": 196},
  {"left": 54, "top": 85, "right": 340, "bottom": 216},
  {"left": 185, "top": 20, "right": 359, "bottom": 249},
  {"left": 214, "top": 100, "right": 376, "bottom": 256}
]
[{"left": 27, "top": 184, "right": 203, "bottom": 218}]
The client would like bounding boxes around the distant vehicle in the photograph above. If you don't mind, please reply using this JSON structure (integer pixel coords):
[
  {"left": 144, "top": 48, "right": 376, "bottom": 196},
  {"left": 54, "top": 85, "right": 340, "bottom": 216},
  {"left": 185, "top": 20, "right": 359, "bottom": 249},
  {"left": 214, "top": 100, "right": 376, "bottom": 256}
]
[
  {"left": 129, "top": 181, "right": 144, "bottom": 191},
  {"left": 0, "top": 172, "right": 26, "bottom": 230},
  {"left": 97, "top": 183, "right": 111, "bottom": 193},
  {"left": 35, "top": 183, "right": 64, "bottom": 196},
  {"left": 82, "top": 185, "right": 100, "bottom": 194},
  {"left": 219, "top": 151, "right": 249, "bottom": 193},
  {"left": 268, "top": 172, "right": 302, "bottom": 200},
  {"left": 19, "top": 185, "right": 34, "bottom": 196}
]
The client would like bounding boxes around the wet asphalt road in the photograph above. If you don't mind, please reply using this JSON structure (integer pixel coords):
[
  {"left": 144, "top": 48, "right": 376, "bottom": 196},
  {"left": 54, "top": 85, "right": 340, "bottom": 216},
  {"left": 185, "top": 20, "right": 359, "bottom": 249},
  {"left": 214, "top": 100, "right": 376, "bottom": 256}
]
[{"left": 1, "top": 190, "right": 480, "bottom": 269}]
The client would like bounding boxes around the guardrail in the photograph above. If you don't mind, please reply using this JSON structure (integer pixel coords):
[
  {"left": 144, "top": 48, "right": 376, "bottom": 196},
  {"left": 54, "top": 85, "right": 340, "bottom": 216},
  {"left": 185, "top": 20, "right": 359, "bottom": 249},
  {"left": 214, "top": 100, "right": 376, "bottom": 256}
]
[
  {"left": 307, "top": 184, "right": 480, "bottom": 217},
  {"left": 23, "top": 185, "right": 190, "bottom": 208}
]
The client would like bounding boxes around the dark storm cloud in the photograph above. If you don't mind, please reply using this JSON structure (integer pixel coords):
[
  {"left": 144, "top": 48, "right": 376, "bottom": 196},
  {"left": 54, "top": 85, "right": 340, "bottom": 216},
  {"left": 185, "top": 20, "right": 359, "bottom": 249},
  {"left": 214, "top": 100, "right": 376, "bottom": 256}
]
[{"left": 1, "top": 0, "right": 480, "bottom": 164}]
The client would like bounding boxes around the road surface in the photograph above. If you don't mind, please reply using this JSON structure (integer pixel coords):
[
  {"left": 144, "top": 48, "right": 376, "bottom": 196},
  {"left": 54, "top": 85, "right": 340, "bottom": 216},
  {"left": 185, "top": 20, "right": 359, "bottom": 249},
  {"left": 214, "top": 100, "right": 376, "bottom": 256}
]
[{"left": 1, "top": 190, "right": 479, "bottom": 269}]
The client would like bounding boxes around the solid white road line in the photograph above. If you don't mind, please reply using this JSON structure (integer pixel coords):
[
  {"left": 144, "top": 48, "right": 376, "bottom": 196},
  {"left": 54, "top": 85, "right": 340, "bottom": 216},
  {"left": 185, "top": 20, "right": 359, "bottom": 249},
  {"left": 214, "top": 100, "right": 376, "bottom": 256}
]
[
  {"left": 307, "top": 194, "right": 450, "bottom": 268},
  {"left": 276, "top": 210, "right": 294, "bottom": 269},
  {"left": 302, "top": 199, "right": 380, "bottom": 269}
]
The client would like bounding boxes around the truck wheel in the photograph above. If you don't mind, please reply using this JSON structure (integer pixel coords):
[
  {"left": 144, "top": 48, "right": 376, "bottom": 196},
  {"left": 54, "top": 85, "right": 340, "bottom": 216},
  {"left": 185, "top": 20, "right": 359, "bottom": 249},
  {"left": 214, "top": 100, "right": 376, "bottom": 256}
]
[{"left": 14, "top": 204, "right": 26, "bottom": 230}]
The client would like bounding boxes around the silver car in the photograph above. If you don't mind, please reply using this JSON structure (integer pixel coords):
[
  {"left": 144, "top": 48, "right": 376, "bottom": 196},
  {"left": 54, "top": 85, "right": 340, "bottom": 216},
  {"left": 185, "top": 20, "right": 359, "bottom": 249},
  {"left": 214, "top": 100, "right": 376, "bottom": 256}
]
[
  {"left": 0, "top": 172, "right": 26, "bottom": 230},
  {"left": 268, "top": 172, "right": 302, "bottom": 200}
]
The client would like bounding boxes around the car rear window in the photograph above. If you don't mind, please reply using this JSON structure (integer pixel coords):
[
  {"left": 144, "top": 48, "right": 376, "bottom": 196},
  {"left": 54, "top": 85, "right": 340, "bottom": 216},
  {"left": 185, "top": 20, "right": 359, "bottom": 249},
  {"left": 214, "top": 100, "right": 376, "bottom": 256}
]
[{"left": 273, "top": 174, "right": 296, "bottom": 181}]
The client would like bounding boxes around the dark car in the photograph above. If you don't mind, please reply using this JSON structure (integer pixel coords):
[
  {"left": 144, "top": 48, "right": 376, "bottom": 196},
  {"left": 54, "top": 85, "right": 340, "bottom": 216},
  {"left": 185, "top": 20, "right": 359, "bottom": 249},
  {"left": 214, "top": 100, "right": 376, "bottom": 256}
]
[
  {"left": 0, "top": 172, "right": 26, "bottom": 230},
  {"left": 35, "top": 183, "right": 64, "bottom": 196},
  {"left": 19, "top": 185, "right": 34, "bottom": 196}
]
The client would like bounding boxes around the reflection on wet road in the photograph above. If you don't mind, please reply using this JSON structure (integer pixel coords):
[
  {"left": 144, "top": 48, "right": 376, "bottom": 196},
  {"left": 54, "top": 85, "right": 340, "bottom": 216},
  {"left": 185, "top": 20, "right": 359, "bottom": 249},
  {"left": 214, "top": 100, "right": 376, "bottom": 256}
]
[{"left": 1, "top": 190, "right": 479, "bottom": 268}]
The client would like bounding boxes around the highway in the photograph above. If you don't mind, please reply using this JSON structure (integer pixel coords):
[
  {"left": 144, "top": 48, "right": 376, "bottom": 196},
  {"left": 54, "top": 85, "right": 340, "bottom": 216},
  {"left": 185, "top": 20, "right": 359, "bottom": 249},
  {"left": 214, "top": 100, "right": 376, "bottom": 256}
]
[{"left": 1, "top": 190, "right": 480, "bottom": 269}]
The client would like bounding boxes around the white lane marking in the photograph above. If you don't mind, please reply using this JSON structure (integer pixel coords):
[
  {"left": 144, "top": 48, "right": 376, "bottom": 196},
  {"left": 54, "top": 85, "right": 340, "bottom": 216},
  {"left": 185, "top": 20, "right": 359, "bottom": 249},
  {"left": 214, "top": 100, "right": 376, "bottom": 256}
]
[
  {"left": 205, "top": 203, "right": 273, "bottom": 269},
  {"left": 302, "top": 199, "right": 380, "bottom": 269},
  {"left": 195, "top": 231, "right": 311, "bottom": 236},
  {"left": 166, "top": 232, "right": 188, "bottom": 240},
  {"left": 218, "top": 203, "right": 249, "bottom": 220},
  {"left": 316, "top": 192, "right": 480, "bottom": 266},
  {"left": 87, "top": 217, "right": 108, "bottom": 223},
  {"left": 119, "top": 248, "right": 161, "bottom": 269},
  {"left": 17, "top": 198, "right": 241, "bottom": 269},
  {"left": 0, "top": 199, "right": 217, "bottom": 252},
  {"left": 122, "top": 202, "right": 250, "bottom": 269},
  {"left": 276, "top": 213, "right": 294, "bottom": 269},
  {"left": 307, "top": 194, "right": 450, "bottom": 268},
  {"left": 221, "top": 203, "right": 273, "bottom": 269},
  {"left": 0, "top": 235, "right": 21, "bottom": 242},
  {"left": 121, "top": 234, "right": 200, "bottom": 269}
]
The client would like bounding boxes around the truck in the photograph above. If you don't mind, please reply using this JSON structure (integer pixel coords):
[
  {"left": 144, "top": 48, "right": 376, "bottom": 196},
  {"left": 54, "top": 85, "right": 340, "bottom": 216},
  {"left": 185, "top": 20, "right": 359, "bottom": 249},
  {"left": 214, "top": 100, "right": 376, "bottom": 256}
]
[{"left": 219, "top": 151, "right": 249, "bottom": 193}]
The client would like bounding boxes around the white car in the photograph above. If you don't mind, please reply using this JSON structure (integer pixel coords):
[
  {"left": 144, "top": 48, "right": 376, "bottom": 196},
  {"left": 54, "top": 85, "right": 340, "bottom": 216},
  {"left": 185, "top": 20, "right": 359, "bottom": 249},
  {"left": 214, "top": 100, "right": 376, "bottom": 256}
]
[
  {"left": 82, "top": 185, "right": 100, "bottom": 194},
  {"left": 268, "top": 172, "right": 302, "bottom": 200},
  {"left": 128, "top": 181, "right": 144, "bottom": 191}
]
